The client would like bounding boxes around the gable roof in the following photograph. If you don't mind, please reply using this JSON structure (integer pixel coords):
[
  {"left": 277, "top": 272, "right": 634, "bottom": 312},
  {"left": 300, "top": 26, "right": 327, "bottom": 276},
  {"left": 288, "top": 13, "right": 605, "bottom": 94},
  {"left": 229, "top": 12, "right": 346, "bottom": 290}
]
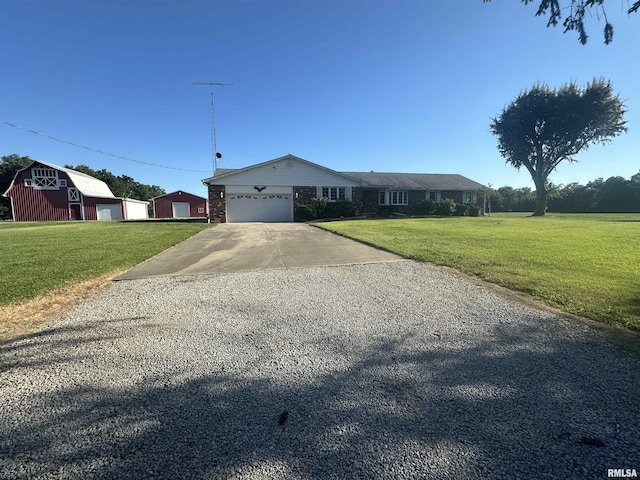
[
  {"left": 150, "top": 190, "right": 207, "bottom": 201},
  {"left": 342, "top": 172, "right": 485, "bottom": 190},
  {"left": 4, "top": 160, "right": 117, "bottom": 198},
  {"left": 202, "top": 154, "right": 364, "bottom": 185}
]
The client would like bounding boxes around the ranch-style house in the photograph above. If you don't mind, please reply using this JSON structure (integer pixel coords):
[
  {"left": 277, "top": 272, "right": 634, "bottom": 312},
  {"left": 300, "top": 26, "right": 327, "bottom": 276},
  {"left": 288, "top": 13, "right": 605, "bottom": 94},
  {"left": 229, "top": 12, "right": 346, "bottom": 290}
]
[{"left": 203, "top": 154, "right": 486, "bottom": 223}]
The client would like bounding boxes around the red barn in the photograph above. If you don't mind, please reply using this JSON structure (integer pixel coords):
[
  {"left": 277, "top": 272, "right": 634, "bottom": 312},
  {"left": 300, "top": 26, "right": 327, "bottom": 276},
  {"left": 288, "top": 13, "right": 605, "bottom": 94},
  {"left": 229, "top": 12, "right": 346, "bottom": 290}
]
[
  {"left": 151, "top": 190, "right": 208, "bottom": 218},
  {"left": 3, "top": 160, "right": 149, "bottom": 221}
]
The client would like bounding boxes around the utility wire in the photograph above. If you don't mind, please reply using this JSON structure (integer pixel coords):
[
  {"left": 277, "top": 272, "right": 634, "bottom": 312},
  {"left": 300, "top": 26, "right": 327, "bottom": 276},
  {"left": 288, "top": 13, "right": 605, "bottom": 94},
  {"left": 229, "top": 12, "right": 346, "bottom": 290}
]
[{"left": 2, "top": 120, "right": 210, "bottom": 173}]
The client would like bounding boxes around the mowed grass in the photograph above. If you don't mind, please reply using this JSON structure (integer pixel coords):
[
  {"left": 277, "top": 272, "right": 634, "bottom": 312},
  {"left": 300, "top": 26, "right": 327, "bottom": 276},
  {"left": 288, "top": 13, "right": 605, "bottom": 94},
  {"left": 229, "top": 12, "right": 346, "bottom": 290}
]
[
  {"left": 319, "top": 213, "right": 640, "bottom": 331},
  {"left": 0, "top": 221, "right": 211, "bottom": 307}
]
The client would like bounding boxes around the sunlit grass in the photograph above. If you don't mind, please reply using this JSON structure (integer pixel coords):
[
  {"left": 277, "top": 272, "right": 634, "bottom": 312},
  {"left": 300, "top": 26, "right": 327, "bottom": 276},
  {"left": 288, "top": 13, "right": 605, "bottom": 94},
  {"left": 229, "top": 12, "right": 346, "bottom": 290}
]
[
  {"left": 319, "top": 213, "right": 640, "bottom": 330},
  {"left": 0, "top": 221, "right": 211, "bottom": 306}
]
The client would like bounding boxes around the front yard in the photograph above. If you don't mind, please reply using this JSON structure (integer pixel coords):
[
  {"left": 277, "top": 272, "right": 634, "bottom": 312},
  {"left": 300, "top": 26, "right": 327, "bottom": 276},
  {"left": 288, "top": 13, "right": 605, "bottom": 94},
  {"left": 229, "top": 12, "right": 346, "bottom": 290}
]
[
  {"left": 0, "top": 221, "right": 211, "bottom": 307},
  {"left": 319, "top": 213, "right": 640, "bottom": 331}
]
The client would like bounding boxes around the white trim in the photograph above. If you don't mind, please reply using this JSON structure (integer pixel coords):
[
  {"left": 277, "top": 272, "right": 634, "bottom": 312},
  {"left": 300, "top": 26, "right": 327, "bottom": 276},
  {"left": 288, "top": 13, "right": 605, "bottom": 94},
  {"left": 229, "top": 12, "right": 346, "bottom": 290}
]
[
  {"left": 59, "top": 179, "right": 67, "bottom": 187},
  {"left": 379, "top": 190, "right": 408, "bottom": 205},
  {"left": 463, "top": 191, "right": 476, "bottom": 204},
  {"left": 319, "top": 186, "right": 347, "bottom": 202},
  {"left": 68, "top": 187, "right": 80, "bottom": 202},
  {"left": 31, "top": 166, "right": 59, "bottom": 190},
  {"left": 426, "top": 190, "right": 441, "bottom": 203},
  {"left": 68, "top": 202, "right": 83, "bottom": 220},
  {"left": 10, "top": 197, "right": 16, "bottom": 222}
]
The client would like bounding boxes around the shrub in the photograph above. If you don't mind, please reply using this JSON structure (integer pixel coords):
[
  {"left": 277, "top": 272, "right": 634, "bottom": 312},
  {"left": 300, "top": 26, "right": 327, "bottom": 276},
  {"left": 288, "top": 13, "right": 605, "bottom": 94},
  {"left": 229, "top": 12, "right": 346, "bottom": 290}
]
[
  {"left": 295, "top": 199, "right": 355, "bottom": 221},
  {"left": 311, "top": 197, "right": 329, "bottom": 218},
  {"left": 436, "top": 198, "right": 456, "bottom": 216},
  {"left": 295, "top": 204, "right": 316, "bottom": 222},
  {"left": 416, "top": 200, "right": 436, "bottom": 215},
  {"left": 467, "top": 204, "right": 481, "bottom": 216},
  {"left": 325, "top": 201, "right": 355, "bottom": 218},
  {"left": 376, "top": 205, "right": 396, "bottom": 217},
  {"left": 454, "top": 203, "right": 469, "bottom": 216}
]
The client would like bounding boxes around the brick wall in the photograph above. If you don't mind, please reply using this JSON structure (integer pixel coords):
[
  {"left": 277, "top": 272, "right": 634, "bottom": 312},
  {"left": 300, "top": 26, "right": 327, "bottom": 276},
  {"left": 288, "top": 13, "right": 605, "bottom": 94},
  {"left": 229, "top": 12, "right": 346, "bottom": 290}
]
[
  {"left": 293, "top": 186, "right": 316, "bottom": 205},
  {"left": 358, "top": 188, "right": 380, "bottom": 213},
  {"left": 208, "top": 185, "right": 226, "bottom": 223}
]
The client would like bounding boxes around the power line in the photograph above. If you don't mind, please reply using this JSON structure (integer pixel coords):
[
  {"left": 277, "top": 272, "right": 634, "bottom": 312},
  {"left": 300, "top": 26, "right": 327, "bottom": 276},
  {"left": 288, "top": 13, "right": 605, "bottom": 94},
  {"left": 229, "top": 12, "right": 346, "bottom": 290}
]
[{"left": 2, "top": 120, "right": 210, "bottom": 173}]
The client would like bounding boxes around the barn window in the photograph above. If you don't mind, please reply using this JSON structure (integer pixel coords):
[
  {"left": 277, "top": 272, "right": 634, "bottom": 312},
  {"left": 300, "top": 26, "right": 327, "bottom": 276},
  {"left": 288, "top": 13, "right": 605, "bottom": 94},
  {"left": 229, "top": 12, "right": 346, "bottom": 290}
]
[
  {"left": 24, "top": 179, "right": 33, "bottom": 187},
  {"left": 198, "top": 207, "right": 205, "bottom": 213},
  {"left": 59, "top": 179, "right": 67, "bottom": 187},
  {"left": 32, "top": 167, "right": 58, "bottom": 189},
  {"left": 68, "top": 188, "right": 80, "bottom": 201}
]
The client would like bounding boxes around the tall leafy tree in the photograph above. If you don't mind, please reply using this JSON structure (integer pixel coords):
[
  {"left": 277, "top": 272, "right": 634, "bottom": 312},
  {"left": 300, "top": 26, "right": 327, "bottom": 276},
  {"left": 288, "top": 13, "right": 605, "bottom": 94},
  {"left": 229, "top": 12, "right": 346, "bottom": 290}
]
[
  {"left": 490, "top": 79, "right": 626, "bottom": 216},
  {"left": 484, "top": 0, "right": 639, "bottom": 44},
  {"left": 0, "top": 154, "right": 33, "bottom": 219}
]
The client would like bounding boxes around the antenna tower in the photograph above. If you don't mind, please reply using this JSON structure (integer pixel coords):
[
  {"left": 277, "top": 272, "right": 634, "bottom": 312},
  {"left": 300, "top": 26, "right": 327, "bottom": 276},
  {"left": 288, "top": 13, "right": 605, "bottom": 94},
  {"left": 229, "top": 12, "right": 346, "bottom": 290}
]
[{"left": 193, "top": 82, "right": 233, "bottom": 173}]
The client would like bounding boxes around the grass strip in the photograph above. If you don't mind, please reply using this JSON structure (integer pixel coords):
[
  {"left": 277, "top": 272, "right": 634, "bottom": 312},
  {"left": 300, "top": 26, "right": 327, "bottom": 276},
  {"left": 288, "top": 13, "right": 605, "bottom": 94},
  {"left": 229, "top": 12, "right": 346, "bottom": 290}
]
[
  {"left": 0, "top": 221, "right": 211, "bottom": 307},
  {"left": 318, "top": 213, "right": 640, "bottom": 331}
]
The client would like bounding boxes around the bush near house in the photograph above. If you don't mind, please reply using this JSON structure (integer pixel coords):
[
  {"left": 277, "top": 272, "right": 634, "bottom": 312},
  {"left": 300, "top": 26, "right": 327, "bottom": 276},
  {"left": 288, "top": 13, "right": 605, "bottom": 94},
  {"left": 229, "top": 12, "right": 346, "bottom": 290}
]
[
  {"left": 295, "top": 199, "right": 355, "bottom": 221},
  {"left": 436, "top": 198, "right": 457, "bottom": 216}
]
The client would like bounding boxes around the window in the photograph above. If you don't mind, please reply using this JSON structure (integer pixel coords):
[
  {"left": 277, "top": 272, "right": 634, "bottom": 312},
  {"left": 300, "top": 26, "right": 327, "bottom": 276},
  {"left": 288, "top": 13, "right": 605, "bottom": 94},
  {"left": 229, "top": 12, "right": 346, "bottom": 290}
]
[
  {"left": 389, "top": 191, "right": 408, "bottom": 205},
  {"left": 197, "top": 207, "right": 205, "bottom": 213},
  {"left": 464, "top": 191, "right": 474, "bottom": 204},
  {"left": 59, "top": 179, "right": 67, "bottom": 187},
  {"left": 378, "top": 191, "right": 386, "bottom": 205},
  {"left": 32, "top": 167, "right": 58, "bottom": 189},
  {"left": 428, "top": 191, "right": 437, "bottom": 201},
  {"left": 68, "top": 188, "right": 80, "bottom": 201},
  {"left": 320, "top": 187, "right": 346, "bottom": 201},
  {"left": 24, "top": 179, "right": 33, "bottom": 187}
]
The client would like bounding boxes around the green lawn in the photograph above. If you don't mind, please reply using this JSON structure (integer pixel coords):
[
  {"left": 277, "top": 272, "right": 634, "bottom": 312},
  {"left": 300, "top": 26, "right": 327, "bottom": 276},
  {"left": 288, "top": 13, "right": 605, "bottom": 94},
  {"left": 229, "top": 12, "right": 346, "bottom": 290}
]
[
  {"left": 318, "top": 213, "right": 640, "bottom": 331},
  {"left": 0, "top": 221, "right": 211, "bottom": 307}
]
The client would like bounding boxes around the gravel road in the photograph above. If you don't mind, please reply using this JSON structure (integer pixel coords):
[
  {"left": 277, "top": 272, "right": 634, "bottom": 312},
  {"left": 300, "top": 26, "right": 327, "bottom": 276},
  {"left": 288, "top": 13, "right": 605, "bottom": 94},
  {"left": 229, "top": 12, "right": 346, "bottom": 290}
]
[{"left": 1, "top": 261, "right": 639, "bottom": 479}]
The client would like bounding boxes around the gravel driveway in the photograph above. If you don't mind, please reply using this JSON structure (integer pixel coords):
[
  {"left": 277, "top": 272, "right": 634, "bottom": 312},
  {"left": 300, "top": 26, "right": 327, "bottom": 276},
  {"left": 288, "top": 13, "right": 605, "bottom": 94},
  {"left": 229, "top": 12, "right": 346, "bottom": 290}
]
[{"left": 1, "top": 262, "right": 639, "bottom": 479}]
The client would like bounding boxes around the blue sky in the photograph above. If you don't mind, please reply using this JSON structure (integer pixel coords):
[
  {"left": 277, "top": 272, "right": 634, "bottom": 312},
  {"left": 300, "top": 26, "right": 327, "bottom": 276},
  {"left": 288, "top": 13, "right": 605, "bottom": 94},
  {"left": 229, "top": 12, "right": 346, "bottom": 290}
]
[{"left": 2, "top": 1, "right": 638, "bottom": 198}]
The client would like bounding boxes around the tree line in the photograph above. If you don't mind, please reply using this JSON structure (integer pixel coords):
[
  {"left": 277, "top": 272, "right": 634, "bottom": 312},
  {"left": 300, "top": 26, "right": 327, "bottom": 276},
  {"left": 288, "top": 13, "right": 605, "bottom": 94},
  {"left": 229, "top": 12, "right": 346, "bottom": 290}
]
[{"left": 489, "top": 171, "right": 640, "bottom": 213}]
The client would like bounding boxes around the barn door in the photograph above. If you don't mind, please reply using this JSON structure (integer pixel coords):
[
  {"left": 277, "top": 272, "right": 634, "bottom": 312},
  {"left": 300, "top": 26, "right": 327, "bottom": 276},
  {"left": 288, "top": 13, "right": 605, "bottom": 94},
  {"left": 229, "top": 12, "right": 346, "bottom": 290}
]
[{"left": 69, "top": 204, "right": 82, "bottom": 220}]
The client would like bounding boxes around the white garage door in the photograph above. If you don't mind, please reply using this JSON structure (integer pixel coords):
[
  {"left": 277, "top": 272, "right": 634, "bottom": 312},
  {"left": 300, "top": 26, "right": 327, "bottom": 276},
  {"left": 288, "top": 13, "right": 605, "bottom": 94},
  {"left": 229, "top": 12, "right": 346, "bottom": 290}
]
[
  {"left": 172, "top": 202, "right": 190, "bottom": 218},
  {"left": 96, "top": 204, "right": 122, "bottom": 221},
  {"left": 226, "top": 194, "right": 293, "bottom": 222}
]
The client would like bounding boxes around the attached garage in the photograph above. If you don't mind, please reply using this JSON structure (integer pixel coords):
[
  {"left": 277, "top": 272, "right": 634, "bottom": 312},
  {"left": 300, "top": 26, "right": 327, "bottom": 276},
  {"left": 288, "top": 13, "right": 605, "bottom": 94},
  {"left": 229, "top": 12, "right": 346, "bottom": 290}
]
[
  {"left": 226, "top": 193, "right": 293, "bottom": 223},
  {"left": 96, "top": 204, "right": 122, "bottom": 221}
]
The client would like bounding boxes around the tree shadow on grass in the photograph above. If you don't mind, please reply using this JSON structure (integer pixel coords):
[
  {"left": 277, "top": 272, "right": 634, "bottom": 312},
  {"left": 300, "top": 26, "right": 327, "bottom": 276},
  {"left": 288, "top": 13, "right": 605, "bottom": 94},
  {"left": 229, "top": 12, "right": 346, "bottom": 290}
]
[{"left": 1, "top": 316, "right": 639, "bottom": 480}]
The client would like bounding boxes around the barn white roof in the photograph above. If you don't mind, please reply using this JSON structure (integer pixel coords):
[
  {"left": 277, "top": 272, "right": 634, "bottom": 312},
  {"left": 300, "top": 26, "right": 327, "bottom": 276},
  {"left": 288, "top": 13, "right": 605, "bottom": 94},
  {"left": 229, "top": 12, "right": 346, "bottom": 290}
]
[{"left": 31, "top": 160, "right": 117, "bottom": 198}]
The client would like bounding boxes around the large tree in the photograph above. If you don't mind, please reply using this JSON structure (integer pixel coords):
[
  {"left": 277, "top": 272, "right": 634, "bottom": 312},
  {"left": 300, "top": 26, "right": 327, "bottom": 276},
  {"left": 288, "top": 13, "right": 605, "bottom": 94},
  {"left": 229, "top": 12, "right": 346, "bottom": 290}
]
[
  {"left": 490, "top": 79, "right": 626, "bottom": 216},
  {"left": 0, "top": 154, "right": 33, "bottom": 219},
  {"left": 484, "top": 0, "right": 639, "bottom": 44}
]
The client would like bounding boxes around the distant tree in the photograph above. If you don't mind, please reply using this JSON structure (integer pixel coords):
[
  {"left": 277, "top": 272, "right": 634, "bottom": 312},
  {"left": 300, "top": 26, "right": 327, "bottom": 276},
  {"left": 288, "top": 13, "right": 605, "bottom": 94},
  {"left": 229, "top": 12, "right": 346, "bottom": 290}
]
[
  {"left": 490, "top": 79, "right": 626, "bottom": 216},
  {"left": 0, "top": 154, "right": 33, "bottom": 219},
  {"left": 484, "top": 0, "right": 639, "bottom": 44},
  {"left": 67, "top": 164, "right": 165, "bottom": 201}
]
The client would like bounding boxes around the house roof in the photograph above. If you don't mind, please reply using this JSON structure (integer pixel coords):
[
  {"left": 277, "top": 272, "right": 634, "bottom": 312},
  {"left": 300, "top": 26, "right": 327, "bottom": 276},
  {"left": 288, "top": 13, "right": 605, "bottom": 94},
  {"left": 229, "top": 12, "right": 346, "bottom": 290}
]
[
  {"left": 202, "top": 154, "right": 485, "bottom": 191},
  {"left": 4, "top": 160, "right": 117, "bottom": 199},
  {"left": 341, "top": 172, "right": 485, "bottom": 190}
]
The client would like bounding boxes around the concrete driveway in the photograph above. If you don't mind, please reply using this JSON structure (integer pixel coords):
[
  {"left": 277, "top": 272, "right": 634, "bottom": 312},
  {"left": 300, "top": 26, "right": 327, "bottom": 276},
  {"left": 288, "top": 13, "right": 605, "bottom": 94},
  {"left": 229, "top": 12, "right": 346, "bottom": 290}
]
[{"left": 116, "top": 223, "right": 405, "bottom": 280}]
